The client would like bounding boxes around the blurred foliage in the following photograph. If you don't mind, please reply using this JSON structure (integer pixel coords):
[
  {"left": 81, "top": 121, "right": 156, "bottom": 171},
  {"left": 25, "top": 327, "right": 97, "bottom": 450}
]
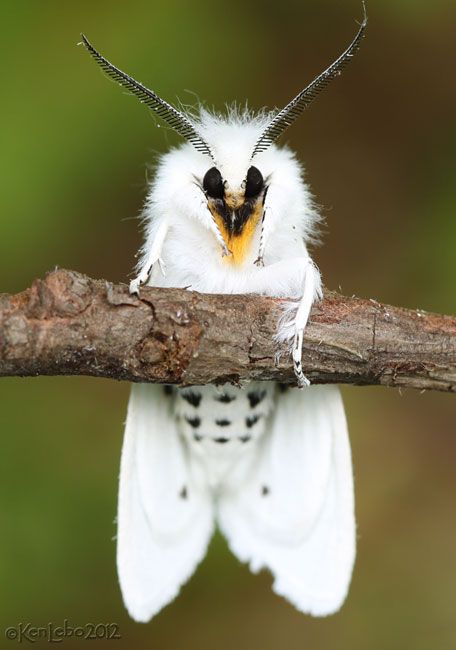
[{"left": 0, "top": 0, "right": 455, "bottom": 648}]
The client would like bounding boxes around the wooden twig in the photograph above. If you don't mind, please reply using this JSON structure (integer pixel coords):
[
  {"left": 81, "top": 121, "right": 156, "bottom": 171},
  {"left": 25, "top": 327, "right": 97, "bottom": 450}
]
[{"left": 0, "top": 268, "right": 455, "bottom": 392}]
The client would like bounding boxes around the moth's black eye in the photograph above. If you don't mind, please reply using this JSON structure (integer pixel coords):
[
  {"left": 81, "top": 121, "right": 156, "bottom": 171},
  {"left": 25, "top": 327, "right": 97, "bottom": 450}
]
[
  {"left": 203, "top": 167, "right": 224, "bottom": 200},
  {"left": 245, "top": 166, "right": 264, "bottom": 198}
]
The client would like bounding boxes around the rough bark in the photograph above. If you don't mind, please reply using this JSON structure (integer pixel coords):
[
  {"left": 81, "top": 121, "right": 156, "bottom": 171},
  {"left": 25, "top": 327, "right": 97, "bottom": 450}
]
[{"left": 0, "top": 268, "right": 455, "bottom": 392}]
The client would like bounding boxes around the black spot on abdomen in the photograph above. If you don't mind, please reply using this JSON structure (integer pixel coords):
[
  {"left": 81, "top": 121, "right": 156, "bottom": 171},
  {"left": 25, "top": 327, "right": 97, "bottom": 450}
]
[
  {"left": 185, "top": 415, "right": 201, "bottom": 428},
  {"left": 182, "top": 391, "right": 202, "bottom": 407},
  {"left": 214, "top": 393, "right": 236, "bottom": 403},
  {"left": 246, "top": 414, "right": 261, "bottom": 428},
  {"left": 247, "top": 390, "right": 266, "bottom": 408},
  {"left": 215, "top": 419, "right": 231, "bottom": 427}
]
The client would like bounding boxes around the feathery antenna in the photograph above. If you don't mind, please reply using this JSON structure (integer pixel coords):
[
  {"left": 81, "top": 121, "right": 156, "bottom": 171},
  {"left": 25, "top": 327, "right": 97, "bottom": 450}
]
[
  {"left": 80, "top": 34, "right": 215, "bottom": 160},
  {"left": 251, "top": 3, "right": 367, "bottom": 158}
]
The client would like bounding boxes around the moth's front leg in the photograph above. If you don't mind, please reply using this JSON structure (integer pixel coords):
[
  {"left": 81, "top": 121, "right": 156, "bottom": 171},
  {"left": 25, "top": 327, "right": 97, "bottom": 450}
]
[
  {"left": 255, "top": 183, "right": 287, "bottom": 266},
  {"left": 188, "top": 184, "right": 231, "bottom": 257},
  {"left": 246, "top": 256, "right": 322, "bottom": 387},
  {"left": 129, "top": 220, "right": 169, "bottom": 295},
  {"left": 290, "top": 260, "right": 320, "bottom": 387}
]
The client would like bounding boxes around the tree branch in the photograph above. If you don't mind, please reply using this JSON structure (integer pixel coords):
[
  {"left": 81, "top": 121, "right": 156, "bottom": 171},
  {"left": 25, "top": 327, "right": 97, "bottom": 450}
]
[{"left": 0, "top": 268, "right": 455, "bottom": 392}]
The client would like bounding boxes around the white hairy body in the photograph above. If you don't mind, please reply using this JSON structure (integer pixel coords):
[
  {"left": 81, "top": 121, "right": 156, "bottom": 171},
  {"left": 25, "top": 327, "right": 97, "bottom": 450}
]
[{"left": 118, "top": 111, "right": 356, "bottom": 622}]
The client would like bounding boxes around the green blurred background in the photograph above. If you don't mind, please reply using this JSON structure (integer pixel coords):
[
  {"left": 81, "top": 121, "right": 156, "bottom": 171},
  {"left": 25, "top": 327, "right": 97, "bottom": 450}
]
[{"left": 1, "top": 0, "right": 455, "bottom": 648}]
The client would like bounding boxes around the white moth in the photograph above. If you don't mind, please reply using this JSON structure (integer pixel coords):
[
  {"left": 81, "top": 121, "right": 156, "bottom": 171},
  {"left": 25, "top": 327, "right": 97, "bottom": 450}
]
[{"left": 82, "top": 7, "right": 366, "bottom": 623}]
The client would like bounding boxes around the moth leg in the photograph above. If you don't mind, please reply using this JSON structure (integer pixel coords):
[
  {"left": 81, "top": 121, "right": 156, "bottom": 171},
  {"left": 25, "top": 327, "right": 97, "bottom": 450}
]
[
  {"left": 254, "top": 187, "right": 280, "bottom": 266},
  {"left": 191, "top": 185, "right": 231, "bottom": 257},
  {"left": 245, "top": 256, "right": 321, "bottom": 387},
  {"left": 203, "top": 206, "right": 231, "bottom": 257},
  {"left": 292, "top": 262, "right": 319, "bottom": 387},
  {"left": 254, "top": 207, "right": 268, "bottom": 266},
  {"left": 129, "top": 220, "right": 169, "bottom": 295}
]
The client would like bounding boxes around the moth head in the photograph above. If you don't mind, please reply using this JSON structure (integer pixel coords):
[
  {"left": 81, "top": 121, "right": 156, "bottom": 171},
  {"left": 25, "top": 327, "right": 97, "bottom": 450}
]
[{"left": 200, "top": 163, "right": 267, "bottom": 262}]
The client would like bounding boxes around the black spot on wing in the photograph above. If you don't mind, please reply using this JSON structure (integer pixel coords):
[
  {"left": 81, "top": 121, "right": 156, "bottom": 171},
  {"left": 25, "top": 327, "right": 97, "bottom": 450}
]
[
  {"left": 214, "top": 393, "right": 236, "bottom": 403},
  {"left": 182, "top": 391, "right": 202, "bottom": 407},
  {"left": 214, "top": 437, "right": 229, "bottom": 444},
  {"left": 215, "top": 419, "right": 231, "bottom": 427},
  {"left": 246, "top": 414, "right": 261, "bottom": 428},
  {"left": 261, "top": 485, "right": 270, "bottom": 496},
  {"left": 247, "top": 390, "right": 266, "bottom": 408},
  {"left": 185, "top": 415, "right": 201, "bottom": 428},
  {"left": 193, "top": 433, "right": 203, "bottom": 442},
  {"left": 239, "top": 434, "right": 251, "bottom": 443},
  {"left": 179, "top": 485, "right": 188, "bottom": 499}
]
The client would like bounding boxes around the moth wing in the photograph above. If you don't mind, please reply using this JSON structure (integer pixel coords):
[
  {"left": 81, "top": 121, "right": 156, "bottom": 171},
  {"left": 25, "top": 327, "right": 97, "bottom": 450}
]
[
  {"left": 217, "top": 385, "right": 355, "bottom": 616},
  {"left": 117, "top": 384, "right": 214, "bottom": 622}
]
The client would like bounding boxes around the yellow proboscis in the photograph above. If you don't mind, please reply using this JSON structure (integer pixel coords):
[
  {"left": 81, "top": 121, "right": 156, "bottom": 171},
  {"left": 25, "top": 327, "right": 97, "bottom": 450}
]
[{"left": 209, "top": 203, "right": 263, "bottom": 265}]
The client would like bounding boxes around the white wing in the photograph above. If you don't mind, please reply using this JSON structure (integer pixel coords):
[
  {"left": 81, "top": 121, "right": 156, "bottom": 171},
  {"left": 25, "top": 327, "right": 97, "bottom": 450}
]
[
  {"left": 117, "top": 384, "right": 214, "bottom": 622},
  {"left": 217, "top": 385, "right": 355, "bottom": 616}
]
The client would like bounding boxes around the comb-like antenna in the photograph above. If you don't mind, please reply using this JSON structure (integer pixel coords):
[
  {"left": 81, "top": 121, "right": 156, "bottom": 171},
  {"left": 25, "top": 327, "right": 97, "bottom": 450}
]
[
  {"left": 80, "top": 34, "right": 215, "bottom": 160},
  {"left": 251, "top": 4, "right": 367, "bottom": 158}
]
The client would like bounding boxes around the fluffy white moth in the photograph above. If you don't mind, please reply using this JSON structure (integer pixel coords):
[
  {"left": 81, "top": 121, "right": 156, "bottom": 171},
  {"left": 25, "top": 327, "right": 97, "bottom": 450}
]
[{"left": 81, "top": 7, "right": 366, "bottom": 623}]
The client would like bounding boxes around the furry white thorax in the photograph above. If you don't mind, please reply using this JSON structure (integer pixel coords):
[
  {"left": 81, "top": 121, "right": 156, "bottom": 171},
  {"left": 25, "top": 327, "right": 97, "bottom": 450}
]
[{"left": 138, "top": 109, "right": 321, "bottom": 300}]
